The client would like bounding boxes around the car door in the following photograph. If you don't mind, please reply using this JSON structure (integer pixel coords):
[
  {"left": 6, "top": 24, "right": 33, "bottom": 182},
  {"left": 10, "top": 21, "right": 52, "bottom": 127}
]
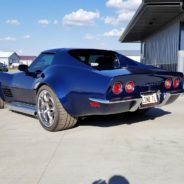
[{"left": 12, "top": 53, "right": 55, "bottom": 104}]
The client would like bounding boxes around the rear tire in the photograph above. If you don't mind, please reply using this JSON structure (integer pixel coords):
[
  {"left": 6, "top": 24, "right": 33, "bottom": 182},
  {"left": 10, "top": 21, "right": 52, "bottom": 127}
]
[
  {"left": 36, "top": 85, "right": 77, "bottom": 132},
  {"left": 0, "top": 98, "right": 4, "bottom": 109}
]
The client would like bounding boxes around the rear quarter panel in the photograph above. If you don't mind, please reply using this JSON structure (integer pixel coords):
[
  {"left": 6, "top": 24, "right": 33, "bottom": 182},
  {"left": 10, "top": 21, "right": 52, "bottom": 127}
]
[{"left": 40, "top": 65, "right": 111, "bottom": 117}]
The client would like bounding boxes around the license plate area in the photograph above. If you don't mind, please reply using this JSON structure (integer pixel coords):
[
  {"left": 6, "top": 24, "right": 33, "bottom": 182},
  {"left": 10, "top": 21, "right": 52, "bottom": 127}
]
[{"left": 141, "top": 93, "right": 158, "bottom": 107}]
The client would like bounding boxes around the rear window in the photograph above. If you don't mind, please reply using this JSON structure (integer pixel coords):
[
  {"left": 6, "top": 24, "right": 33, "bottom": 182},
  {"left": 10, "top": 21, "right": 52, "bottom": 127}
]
[{"left": 69, "top": 49, "right": 120, "bottom": 70}]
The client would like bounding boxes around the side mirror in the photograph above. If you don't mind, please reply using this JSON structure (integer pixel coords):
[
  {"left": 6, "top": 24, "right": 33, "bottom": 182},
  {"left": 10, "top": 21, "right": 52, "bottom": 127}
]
[{"left": 18, "top": 64, "right": 28, "bottom": 73}]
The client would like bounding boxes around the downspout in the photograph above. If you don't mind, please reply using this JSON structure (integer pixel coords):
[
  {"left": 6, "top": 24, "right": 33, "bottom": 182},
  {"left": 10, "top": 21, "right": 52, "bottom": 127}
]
[
  {"left": 182, "top": 0, "right": 184, "bottom": 10},
  {"left": 177, "top": 1, "right": 184, "bottom": 73}
]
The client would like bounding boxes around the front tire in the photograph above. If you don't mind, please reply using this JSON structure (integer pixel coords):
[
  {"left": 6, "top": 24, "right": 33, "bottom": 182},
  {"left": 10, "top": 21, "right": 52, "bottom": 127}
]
[
  {"left": 0, "top": 98, "right": 4, "bottom": 109},
  {"left": 36, "top": 86, "right": 77, "bottom": 132}
]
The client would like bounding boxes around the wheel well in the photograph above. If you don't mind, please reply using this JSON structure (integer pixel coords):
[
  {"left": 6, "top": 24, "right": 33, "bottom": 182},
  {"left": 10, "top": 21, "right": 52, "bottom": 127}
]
[
  {"left": 36, "top": 83, "right": 48, "bottom": 94},
  {"left": 0, "top": 83, "right": 5, "bottom": 101},
  {"left": 35, "top": 83, "right": 63, "bottom": 105}
]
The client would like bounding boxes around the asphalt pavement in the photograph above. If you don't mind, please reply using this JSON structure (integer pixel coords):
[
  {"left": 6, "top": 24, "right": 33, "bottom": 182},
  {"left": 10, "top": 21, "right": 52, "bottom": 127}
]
[{"left": 0, "top": 97, "right": 184, "bottom": 184}]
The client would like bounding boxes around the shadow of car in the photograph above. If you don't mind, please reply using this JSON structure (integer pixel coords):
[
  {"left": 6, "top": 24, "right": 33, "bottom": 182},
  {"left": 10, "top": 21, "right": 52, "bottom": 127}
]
[
  {"left": 92, "top": 175, "right": 130, "bottom": 184},
  {"left": 78, "top": 107, "right": 171, "bottom": 128}
]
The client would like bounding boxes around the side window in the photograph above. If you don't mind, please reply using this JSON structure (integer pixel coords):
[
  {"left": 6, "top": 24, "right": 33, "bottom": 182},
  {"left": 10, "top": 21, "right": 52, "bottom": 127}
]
[
  {"left": 29, "top": 53, "right": 55, "bottom": 73},
  {"left": 88, "top": 55, "right": 100, "bottom": 64},
  {"left": 78, "top": 56, "right": 86, "bottom": 63}
]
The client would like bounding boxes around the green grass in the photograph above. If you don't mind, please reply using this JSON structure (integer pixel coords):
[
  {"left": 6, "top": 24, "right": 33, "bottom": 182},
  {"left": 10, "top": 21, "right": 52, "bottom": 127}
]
[{"left": 8, "top": 68, "right": 18, "bottom": 72}]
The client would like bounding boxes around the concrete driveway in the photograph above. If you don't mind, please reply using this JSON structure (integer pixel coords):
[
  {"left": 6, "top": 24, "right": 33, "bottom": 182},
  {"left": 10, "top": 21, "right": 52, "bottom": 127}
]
[{"left": 0, "top": 97, "right": 184, "bottom": 184}]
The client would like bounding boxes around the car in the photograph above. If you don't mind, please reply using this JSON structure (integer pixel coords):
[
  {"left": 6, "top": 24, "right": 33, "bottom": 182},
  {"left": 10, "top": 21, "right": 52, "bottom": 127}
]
[
  {"left": 0, "top": 63, "right": 8, "bottom": 72},
  {"left": 0, "top": 48, "right": 183, "bottom": 131}
]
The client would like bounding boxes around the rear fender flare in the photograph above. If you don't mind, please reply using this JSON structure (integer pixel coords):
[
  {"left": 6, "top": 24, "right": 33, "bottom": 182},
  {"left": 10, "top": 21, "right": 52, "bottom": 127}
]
[{"left": 0, "top": 83, "right": 5, "bottom": 100}]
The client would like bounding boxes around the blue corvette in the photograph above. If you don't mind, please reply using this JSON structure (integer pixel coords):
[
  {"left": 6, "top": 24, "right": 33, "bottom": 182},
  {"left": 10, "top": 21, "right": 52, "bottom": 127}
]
[{"left": 0, "top": 48, "right": 183, "bottom": 131}]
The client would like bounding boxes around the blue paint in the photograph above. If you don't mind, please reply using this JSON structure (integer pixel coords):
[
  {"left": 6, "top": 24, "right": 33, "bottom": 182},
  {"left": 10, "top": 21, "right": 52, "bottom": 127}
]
[{"left": 0, "top": 48, "right": 183, "bottom": 117}]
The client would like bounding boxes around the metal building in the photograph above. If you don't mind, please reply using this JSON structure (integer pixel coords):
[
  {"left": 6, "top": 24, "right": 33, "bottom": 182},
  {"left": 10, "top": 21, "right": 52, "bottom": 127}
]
[{"left": 119, "top": 0, "right": 184, "bottom": 73}]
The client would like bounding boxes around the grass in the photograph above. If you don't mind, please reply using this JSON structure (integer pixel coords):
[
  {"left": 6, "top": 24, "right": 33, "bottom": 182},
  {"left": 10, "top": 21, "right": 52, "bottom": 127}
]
[{"left": 8, "top": 68, "right": 18, "bottom": 72}]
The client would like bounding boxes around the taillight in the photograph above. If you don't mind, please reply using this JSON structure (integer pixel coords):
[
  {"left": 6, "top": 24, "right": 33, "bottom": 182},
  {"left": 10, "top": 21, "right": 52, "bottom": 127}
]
[
  {"left": 173, "top": 78, "right": 180, "bottom": 88},
  {"left": 125, "top": 81, "right": 135, "bottom": 93},
  {"left": 165, "top": 78, "right": 172, "bottom": 89},
  {"left": 112, "top": 82, "right": 123, "bottom": 95},
  {"left": 90, "top": 101, "right": 100, "bottom": 108}
]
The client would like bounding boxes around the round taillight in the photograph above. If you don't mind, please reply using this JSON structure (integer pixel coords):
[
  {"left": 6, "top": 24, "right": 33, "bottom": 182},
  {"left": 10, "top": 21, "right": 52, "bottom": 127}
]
[
  {"left": 125, "top": 81, "right": 135, "bottom": 93},
  {"left": 112, "top": 82, "right": 123, "bottom": 95},
  {"left": 173, "top": 78, "right": 180, "bottom": 88},
  {"left": 165, "top": 79, "right": 172, "bottom": 89}
]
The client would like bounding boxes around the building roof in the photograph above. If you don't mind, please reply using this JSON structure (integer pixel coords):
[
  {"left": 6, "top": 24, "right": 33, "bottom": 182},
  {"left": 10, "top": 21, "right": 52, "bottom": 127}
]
[
  {"left": 0, "top": 51, "right": 15, "bottom": 58},
  {"left": 19, "top": 56, "right": 36, "bottom": 60},
  {"left": 119, "top": 0, "right": 184, "bottom": 42},
  {"left": 116, "top": 50, "right": 140, "bottom": 56}
]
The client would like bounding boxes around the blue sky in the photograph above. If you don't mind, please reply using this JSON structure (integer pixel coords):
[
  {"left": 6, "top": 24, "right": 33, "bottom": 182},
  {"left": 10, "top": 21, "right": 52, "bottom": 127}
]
[{"left": 0, "top": 0, "right": 141, "bottom": 55}]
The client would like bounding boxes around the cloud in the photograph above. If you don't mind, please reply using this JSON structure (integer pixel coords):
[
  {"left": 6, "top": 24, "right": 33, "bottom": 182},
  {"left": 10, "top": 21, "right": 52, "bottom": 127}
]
[
  {"left": 104, "top": 11, "right": 134, "bottom": 25},
  {"left": 63, "top": 9, "right": 100, "bottom": 26},
  {"left": 6, "top": 19, "right": 20, "bottom": 25},
  {"left": 103, "top": 28, "right": 125, "bottom": 37},
  {"left": 84, "top": 33, "right": 100, "bottom": 40},
  {"left": 106, "top": 0, "right": 141, "bottom": 10},
  {"left": 0, "top": 37, "right": 16, "bottom": 41},
  {"left": 104, "top": 16, "right": 116, "bottom": 25},
  {"left": 84, "top": 28, "right": 124, "bottom": 41},
  {"left": 38, "top": 19, "right": 50, "bottom": 25},
  {"left": 105, "top": 0, "right": 141, "bottom": 24},
  {"left": 38, "top": 19, "right": 61, "bottom": 25},
  {"left": 23, "top": 35, "right": 31, "bottom": 39}
]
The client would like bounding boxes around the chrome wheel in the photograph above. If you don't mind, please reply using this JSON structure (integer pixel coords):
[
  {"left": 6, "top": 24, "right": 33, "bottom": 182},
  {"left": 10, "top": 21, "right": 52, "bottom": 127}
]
[{"left": 37, "top": 90, "right": 56, "bottom": 127}]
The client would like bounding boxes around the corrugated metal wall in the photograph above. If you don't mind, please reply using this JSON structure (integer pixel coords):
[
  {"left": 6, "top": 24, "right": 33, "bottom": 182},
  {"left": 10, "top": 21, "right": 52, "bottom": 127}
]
[{"left": 142, "top": 16, "right": 181, "bottom": 71}]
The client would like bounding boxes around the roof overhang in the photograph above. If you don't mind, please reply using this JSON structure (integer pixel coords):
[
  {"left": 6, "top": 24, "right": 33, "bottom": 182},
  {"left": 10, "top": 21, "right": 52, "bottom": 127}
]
[{"left": 119, "top": 0, "right": 184, "bottom": 42}]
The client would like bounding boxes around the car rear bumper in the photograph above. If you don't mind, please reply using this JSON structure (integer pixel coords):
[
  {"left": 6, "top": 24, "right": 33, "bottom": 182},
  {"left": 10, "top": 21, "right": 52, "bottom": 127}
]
[
  {"left": 157, "top": 92, "right": 183, "bottom": 107},
  {"left": 89, "top": 97, "right": 142, "bottom": 112},
  {"left": 86, "top": 91, "right": 183, "bottom": 116}
]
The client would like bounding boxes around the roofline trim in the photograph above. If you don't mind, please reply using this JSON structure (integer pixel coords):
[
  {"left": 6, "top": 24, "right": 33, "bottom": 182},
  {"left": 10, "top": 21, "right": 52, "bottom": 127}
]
[
  {"left": 119, "top": 1, "right": 184, "bottom": 43},
  {"left": 119, "top": 2, "right": 145, "bottom": 42}
]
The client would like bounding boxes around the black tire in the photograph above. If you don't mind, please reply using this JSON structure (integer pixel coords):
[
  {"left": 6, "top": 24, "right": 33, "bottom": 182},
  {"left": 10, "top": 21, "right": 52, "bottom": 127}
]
[
  {"left": 36, "top": 85, "right": 77, "bottom": 132},
  {"left": 0, "top": 97, "right": 4, "bottom": 109}
]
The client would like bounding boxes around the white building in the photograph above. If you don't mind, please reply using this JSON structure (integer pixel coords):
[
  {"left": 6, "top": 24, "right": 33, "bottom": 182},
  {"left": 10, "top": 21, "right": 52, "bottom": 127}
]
[
  {"left": 0, "top": 51, "right": 19, "bottom": 66},
  {"left": 19, "top": 56, "right": 36, "bottom": 66}
]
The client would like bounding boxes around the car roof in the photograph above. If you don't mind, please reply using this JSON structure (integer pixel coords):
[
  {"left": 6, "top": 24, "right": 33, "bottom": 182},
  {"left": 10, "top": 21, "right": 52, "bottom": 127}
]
[{"left": 42, "top": 48, "right": 116, "bottom": 54}]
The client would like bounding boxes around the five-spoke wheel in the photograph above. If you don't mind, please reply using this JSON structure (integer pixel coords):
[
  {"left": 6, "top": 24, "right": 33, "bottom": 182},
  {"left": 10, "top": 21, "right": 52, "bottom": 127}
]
[
  {"left": 37, "top": 90, "right": 56, "bottom": 128},
  {"left": 37, "top": 86, "right": 77, "bottom": 132}
]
